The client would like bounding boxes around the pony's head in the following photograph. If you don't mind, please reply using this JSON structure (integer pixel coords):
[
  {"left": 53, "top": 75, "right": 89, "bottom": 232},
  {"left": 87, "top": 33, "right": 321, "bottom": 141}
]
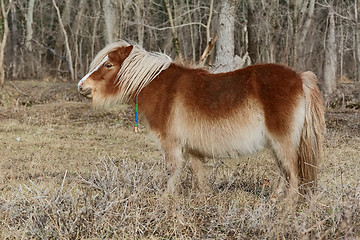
[
  {"left": 78, "top": 41, "right": 133, "bottom": 106},
  {"left": 78, "top": 40, "right": 172, "bottom": 106}
]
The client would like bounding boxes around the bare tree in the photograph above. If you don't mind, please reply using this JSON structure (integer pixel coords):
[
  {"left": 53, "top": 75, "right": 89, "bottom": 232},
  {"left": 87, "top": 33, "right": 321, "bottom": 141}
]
[
  {"left": 103, "top": 0, "right": 117, "bottom": 44},
  {"left": 163, "top": 0, "right": 182, "bottom": 58},
  {"left": 52, "top": 0, "right": 74, "bottom": 80},
  {"left": 72, "top": 0, "right": 87, "bottom": 77},
  {"left": 91, "top": 1, "right": 101, "bottom": 61},
  {"left": 0, "top": 0, "right": 13, "bottom": 86},
  {"left": 246, "top": 0, "right": 257, "bottom": 63},
  {"left": 10, "top": 2, "right": 18, "bottom": 78},
  {"left": 186, "top": 0, "right": 196, "bottom": 61},
  {"left": 322, "top": 11, "right": 337, "bottom": 96},
  {"left": 213, "top": 0, "right": 245, "bottom": 73},
  {"left": 134, "top": 0, "right": 145, "bottom": 46},
  {"left": 198, "top": 0, "right": 215, "bottom": 65},
  {"left": 25, "top": 0, "right": 35, "bottom": 51},
  {"left": 354, "top": 0, "right": 360, "bottom": 81},
  {"left": 295, "top": 0, "right": 316, "bottom": 68},
  {"left": 0, "top": 0, "right": 358, "bottom": 96}
]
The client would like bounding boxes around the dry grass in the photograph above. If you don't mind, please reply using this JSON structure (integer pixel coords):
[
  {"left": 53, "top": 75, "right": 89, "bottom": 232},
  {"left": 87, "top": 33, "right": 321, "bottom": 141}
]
[{"left": 0, "top": 80, "right": 359, "bottom": 239}]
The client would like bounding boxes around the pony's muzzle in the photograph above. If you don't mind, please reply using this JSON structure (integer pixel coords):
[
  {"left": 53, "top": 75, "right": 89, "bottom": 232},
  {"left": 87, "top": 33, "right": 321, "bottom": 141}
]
[
  {"left": 78, "top": 80, "right": 92, "bottom": 98},
  {"left": 79, "top": 88, "right": 92, "bottom": 98}
]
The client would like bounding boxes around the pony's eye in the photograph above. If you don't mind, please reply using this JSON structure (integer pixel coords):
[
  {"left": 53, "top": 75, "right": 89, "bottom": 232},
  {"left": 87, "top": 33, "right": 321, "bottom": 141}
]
[{"left": 104, "top": 62, "right": 113, "bottom": 68}]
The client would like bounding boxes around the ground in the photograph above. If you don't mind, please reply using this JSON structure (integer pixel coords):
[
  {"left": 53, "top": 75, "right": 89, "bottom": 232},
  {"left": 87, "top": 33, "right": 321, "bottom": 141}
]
[{"left": 0, "top": 80, "right": 359, "bottom": 239}]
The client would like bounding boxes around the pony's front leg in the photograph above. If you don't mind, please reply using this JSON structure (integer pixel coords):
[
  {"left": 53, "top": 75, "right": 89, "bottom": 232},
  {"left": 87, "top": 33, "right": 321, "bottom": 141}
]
[{"left": 162, "top": 145, "right": 185, "bottom": 197}]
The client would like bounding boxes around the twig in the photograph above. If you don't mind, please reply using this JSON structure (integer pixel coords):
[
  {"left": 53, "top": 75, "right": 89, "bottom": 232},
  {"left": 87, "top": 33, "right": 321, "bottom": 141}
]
[
  {"left": 200, "top": 33, "right": 218, "bottom": 64},
  {"left": 56, "top": 170, "right": 68, "bottom": 202},
  {"left": 317, "top": 2, "right": 355, "bottom": 23},
  {"left": 46, "top": 199, "right": 64, "bottom": 239},
  {"left": 140, "top": 21, "right": 207, "bottom": 31},
  {"left": 9, "top": 82, "right": 30, "bottom": 96},
  {"left": 302, "top": 215, "right": 333, "bottom": 235}
]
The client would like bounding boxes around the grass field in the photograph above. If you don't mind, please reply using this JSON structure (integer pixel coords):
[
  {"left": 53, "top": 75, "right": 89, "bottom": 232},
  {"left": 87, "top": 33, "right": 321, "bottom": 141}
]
[{"left": 0, "top": 80, "right": 359, "bottom": 239}]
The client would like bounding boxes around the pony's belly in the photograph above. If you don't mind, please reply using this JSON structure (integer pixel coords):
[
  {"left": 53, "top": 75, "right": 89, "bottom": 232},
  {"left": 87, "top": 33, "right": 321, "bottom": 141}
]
[
  {"left": 171, "top": 98, "right": 267, "bottom": 157},
  {"left": 185, "top": 120, "right": 267, "bottom": 157}
]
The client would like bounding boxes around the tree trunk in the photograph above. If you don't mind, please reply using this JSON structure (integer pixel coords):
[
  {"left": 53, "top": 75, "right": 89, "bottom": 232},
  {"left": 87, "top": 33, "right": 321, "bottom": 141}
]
[
  {"left": 163, "top": 0, "right": 182, "bottom": 58},
  {"left": 91, "top": 1, "right": 101, "bottom": 61},
  {"left": 322, "top": 11, "right": 337, "bottom": 96},
  {"left": 339, "top": 19, "right": 344, "bottom": 78},
  {"left": 52, "top": 0, "right": 74, "bottom": 80},
  {"left": 72, "top": 0, "right": 86, "bottom": 77},
  {"left": 61, "top": 0, "right": 72, "bottom": 28},
  {"left": 25, "top": 0, "right": 35, "bottom": 51},
  {"left": 213, "top": 0, "right": 240, "bottom": 73},
  {"left": 103, "top": 0, "right": 116, "bottom": 44},
  {"left": 292, "top": 0, "right": 299, "bottom": 67},
  {"left": 299, "top": 0, "right": 315, "bottom": 44},
  {"left": 119, "top": 1, "right": 131, "bottom": 41},
  {"left": 10, "top": 2, "right": 17, "bottom": 78},
  {"left": 186, "top": 0, "right": 196, "bottom": 61},
  {"left": 355, "top": 0, "right": 360, "bottom": 81},
  {"left": 135, "top": 0, "right": 144, "bottom": 47},
  {"left": 0, "top": 0, "right": 13, "bottom": 86},
  {"left": 296, "top": 0, "right": 315, "bottom": 69},
  {"left": 246, "top": 0, "right": 257, "bottom": 64}
]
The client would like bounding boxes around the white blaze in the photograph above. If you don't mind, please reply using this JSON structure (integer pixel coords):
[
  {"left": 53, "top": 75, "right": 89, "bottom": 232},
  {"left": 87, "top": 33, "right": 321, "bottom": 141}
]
[{"left": 78, "top": 55, "right": 109, "bottom": 90}]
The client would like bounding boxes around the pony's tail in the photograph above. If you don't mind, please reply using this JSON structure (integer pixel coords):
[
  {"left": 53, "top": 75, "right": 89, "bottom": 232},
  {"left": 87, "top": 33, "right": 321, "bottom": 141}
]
[{"left": 299, "top": 71, "right": 326, "bottom": 194}]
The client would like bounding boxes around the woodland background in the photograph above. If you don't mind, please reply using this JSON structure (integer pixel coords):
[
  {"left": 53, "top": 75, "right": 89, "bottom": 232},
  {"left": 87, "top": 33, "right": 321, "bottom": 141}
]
[
  {"left": 0, "top": 0, "right": 359, "bottom": 98},
  {"left": 0, "top": 1, "right": 359, "bottom": 238}
]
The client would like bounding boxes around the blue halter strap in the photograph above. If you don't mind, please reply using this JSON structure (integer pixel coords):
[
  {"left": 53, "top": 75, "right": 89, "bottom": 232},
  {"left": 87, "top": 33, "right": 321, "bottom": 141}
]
[{"left": 135, "top": 92, "right": 139, "bottom": 133}]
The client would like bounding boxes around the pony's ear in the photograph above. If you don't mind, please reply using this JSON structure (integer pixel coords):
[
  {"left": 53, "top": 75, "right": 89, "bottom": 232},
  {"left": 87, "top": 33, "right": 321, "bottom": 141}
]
[{"left": 117, "top": 46, "right": 133, "bottom": 60}]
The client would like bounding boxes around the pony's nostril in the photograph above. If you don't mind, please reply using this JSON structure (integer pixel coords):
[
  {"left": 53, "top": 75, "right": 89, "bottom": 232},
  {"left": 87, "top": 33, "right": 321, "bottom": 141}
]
[{"left": 78, "top": 81, "right": 83, "bottom": 90}]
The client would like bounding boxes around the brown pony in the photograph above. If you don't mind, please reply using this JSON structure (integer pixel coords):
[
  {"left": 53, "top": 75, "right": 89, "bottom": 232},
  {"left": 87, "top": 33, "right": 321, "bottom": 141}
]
[{"left": 78, "top": 40, "right": 325, "bottom": 202}]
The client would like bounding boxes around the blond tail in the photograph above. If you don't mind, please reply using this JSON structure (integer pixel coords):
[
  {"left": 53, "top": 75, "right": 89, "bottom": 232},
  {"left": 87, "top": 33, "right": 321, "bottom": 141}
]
[{"left": 299, "top": 71, "right": 326, "bottom": 193}]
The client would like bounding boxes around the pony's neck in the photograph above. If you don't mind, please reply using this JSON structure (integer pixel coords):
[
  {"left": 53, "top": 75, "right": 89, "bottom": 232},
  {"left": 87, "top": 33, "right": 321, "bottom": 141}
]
[{"left": 129, "top": 63, "right": 185, "bottom": 133}]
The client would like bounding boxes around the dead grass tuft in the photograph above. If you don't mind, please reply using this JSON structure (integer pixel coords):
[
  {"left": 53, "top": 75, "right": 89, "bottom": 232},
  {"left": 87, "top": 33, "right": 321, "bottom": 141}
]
[{"left": 1, "top": 155, "right": 359, "bottom": 239}]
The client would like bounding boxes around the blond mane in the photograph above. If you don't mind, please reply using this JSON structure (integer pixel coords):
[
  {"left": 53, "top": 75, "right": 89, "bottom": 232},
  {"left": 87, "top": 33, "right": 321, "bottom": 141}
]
[
  {"left": 89, "top": 41, "right": 131, "bottom": 71},
  {"left": 115, "top": 45, "right": 172, "bottom": 102}
]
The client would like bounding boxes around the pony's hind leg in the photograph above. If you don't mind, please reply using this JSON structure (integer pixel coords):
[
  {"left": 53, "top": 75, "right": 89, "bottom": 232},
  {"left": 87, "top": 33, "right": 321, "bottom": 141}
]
[
  {"left": 186, "top": 150, "right": 210, "bottom": 194},
  {"left": 270, "top": 138, "right": 300, "bottom": 203}
]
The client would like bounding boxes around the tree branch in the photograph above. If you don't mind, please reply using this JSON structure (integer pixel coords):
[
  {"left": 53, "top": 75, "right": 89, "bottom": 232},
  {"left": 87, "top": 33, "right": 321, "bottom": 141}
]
[
  {"left": 163, "top": 0, "right": 182, "bottom": 58},
  {"left": 52, "top": 0, "right": 74, "bottom": 80}
]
